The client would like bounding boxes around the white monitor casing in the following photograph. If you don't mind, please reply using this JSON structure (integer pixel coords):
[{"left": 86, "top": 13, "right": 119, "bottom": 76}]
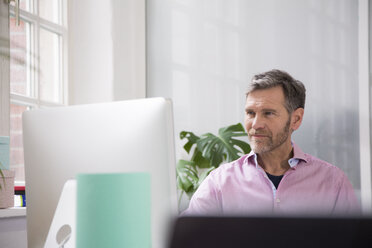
[{"left": 23, "top": 98, "right": 178, "bottom": 248}]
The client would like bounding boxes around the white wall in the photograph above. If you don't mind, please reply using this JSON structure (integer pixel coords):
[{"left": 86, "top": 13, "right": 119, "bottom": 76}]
[
  {"left": 66, "top": 0, "right": 369, "bottom": 211},
  {"left": 68, "top": 0, "right": 146, "bottom": 105},
  {"left": 147, "top": 0, "right": 362, "bottom": 207}
]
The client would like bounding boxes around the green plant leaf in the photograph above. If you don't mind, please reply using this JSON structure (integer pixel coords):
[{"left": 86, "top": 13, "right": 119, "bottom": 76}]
[
  {"left": 196, "top": 123, "right": 249, "bottom": 167},
  {"left": 176, "top": 160, "right": 198, "bottom": 193},
  {"left": 191, "top": 150, "right": 211, "bottom": 169},
  {"left": 230, "top": 138, "right": 251, "bottom": 154},
  {"left": 180, "top": 131, "right": 200, "bottom": 153},
  {"left": 180, "top": 131, "right": 211, "bottom": 168},
  {"left": 177, "top": 123, "right": 251, "bottom": 200}
]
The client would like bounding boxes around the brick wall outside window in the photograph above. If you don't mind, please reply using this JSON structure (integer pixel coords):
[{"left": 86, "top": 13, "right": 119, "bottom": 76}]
[
  {"left": 10, "top": 17, "right": 29, "bottom": 182},
  {"left": 8, "top": 1, "right": 67, "bottom": 182}
]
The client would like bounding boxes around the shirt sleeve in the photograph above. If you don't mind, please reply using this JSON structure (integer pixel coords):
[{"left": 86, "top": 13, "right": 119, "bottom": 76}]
[
  {"left": 333, "top": 172, "right": 361, "bottom": 216},
  {"left": 181, "top": 171, "right": 222, "bottom": 216}
]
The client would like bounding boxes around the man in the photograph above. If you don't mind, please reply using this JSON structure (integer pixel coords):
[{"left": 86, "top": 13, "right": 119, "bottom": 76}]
[{"left": 184, "top": 69, "right": 359, "bottom": 216}]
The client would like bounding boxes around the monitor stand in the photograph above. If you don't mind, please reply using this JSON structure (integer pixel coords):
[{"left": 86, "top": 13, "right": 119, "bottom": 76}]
[{"left": 44, "top": 180, "right": 76, "bottom": 248}]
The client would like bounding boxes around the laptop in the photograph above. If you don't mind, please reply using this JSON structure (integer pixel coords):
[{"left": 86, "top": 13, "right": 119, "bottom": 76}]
[{"left": 168, "top": 216, "right": 372, "bottom": 248}]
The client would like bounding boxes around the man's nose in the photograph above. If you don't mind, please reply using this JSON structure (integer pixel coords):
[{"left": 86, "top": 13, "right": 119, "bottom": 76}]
[{"left": 251, "top": 115, "right": 265, "bottom": 130}]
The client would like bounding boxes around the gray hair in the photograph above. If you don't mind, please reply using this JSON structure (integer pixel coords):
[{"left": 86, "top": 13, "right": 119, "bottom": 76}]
[{"left": 246, "top": 69, "right": 306, "bottom": 113}]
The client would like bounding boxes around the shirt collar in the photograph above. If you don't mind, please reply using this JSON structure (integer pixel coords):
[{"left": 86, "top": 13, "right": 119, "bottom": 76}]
[
  {"left": 292, "top": 142, "right": 308, "bottom": 163},
  {"left": 246, "top": 141, "right": 308, "bottom": 169}
]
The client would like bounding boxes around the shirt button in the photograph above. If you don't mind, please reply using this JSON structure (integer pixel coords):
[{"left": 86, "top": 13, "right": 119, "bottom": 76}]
[{"left": 276, "top": 198, "right": 280, "bottom": 203}]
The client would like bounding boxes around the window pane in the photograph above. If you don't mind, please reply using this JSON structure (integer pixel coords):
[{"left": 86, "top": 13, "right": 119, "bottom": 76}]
[
  {"left": 10, "top": 16, "right": 33, "bottom": 96},
  {"left": 39, "top": 0, "right": 61, "bottom": 24},
  {"left": 39, "top": 28, "right": 61, "bottom": 103},
  {"left": 10, "top": 0, "right": 32, "bottom": 12},
  {"left": 10, "top": 104, "right": 30, "bottom": 182}
]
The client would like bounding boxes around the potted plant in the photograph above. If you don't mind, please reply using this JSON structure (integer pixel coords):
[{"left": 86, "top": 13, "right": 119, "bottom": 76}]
[
  {"left": 0, "top": 159, "right": 15, "bottom": 209},
  {"left": 0, "top": 162, "right": 4, "bottom": 189},
  {"left": 176, "top": 123, "right": 251, "bottom": 202}
]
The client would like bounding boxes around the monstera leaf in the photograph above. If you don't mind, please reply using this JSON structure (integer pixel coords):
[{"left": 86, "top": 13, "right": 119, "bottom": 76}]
[
  {"left": 176, "top": 159, "right": 215, "bottom": 198},
  {"left": 197, "top": 123, "right": 251, "bottom": 167},
  {"left": 180, "top": 131, "right": 210, "bottom": 169},
  {"left": 177, "top": 123, "right": 251, "bottom": 200}
]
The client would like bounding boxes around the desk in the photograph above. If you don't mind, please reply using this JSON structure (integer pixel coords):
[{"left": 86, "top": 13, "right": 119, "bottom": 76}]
[{"left": 0, "top": 207, "right": 26, "bottom": 218}]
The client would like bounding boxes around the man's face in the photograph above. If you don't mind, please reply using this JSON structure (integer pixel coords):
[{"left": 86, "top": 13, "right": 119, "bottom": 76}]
[{"left": 244, "top": 86, "right": 293, "bottom": 154}]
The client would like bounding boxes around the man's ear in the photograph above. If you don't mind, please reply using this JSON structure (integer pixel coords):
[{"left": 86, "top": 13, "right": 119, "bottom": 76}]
[{"left": 291, "top": 108, "right": 304, "bottom": 131}]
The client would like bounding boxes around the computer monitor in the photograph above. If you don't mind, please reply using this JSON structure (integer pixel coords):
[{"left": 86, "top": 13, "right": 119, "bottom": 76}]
[
  {"left": 168, "top": 216, "right": 372, "bottom": 248},
  {"left": 23, "top": 97, "right": 178, "bottom": 248}
]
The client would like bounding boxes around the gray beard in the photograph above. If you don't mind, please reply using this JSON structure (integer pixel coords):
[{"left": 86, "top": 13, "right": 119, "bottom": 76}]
[{"left": 248, "top": 117, "right": 291, "bottom": 154}]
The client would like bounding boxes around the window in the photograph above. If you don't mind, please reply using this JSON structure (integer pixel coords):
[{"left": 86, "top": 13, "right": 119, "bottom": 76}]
[{"left": 9, "top": 0, "right": 68, "bottom": 182}]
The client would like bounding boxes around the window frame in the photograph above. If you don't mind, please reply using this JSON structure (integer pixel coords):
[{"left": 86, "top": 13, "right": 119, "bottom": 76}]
[
  {"left": 7, "top": 0, "right": 68, "bottom": 182},
  {"left": 9, "top": 0, "right": 68, "bottom": 107},
  {"left": 0, "top": 0, "right": 10, "bottom": 137}
]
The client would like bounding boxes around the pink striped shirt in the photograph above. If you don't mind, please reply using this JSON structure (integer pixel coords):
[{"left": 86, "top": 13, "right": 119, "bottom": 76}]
[{"left": 184, "top": 143, "right": 360, "bottom": 216}]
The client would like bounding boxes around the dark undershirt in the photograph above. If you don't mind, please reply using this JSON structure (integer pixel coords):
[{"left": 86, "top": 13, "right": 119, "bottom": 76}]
[{"left": 266, "top": 172, "right": 284, "bottom": 189}]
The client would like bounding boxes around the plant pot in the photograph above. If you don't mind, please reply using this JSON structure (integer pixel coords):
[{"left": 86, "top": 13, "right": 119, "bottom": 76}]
[{"left": 0, "top": 170, "right": 15, "bottom": 208}]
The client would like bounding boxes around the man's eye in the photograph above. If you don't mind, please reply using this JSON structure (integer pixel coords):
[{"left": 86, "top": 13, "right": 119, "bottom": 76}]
[
  {"left": 265, "top": 111, "right": 274, "bottom": 116},
  {"left": 246, "top": 111, "right": 255, "bottom": 116}
]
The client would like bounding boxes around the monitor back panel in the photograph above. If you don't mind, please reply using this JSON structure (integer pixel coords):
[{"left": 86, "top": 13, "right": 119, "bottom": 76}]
[{"left": 23, "top": 98, "right": 178, "bottom": 248}]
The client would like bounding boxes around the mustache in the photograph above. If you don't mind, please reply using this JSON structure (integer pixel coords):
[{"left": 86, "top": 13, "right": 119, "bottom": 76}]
[{"left": 248, "top": 129, "right": 270, "bottom": 136}]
